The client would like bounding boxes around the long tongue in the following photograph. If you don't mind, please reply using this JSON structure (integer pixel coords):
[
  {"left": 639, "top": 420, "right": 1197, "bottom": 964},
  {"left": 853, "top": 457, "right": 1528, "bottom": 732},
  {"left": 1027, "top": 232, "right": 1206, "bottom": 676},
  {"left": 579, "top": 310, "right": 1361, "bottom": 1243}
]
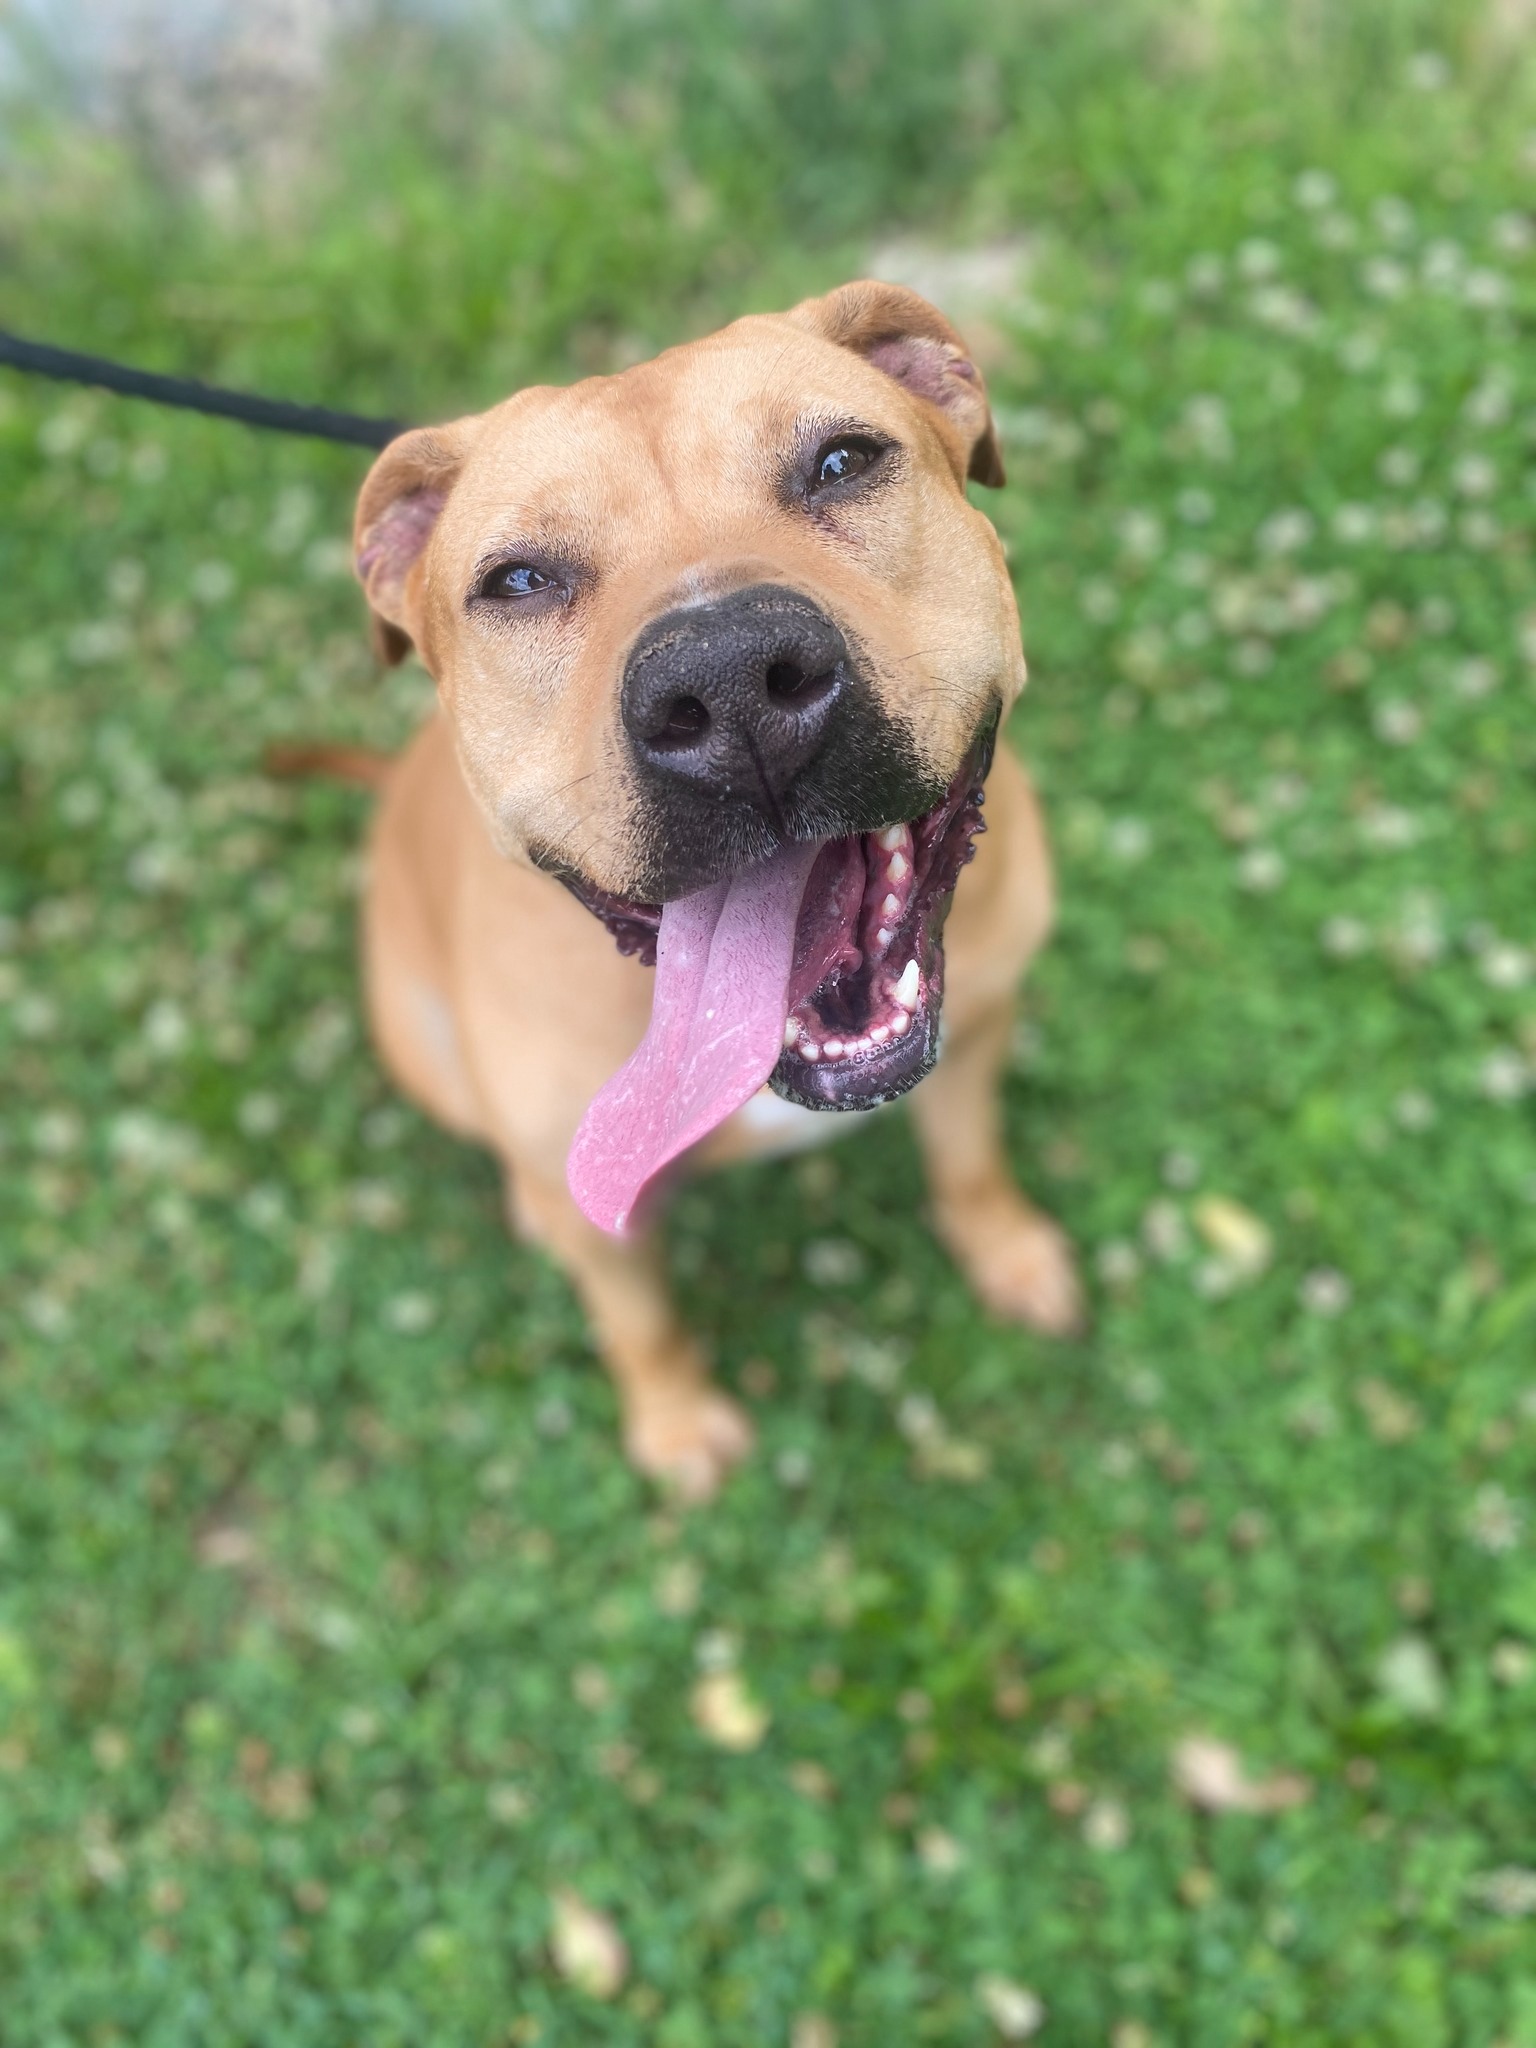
[{"left": 567, "top": 840, "right": 821, "bottom": 1237}]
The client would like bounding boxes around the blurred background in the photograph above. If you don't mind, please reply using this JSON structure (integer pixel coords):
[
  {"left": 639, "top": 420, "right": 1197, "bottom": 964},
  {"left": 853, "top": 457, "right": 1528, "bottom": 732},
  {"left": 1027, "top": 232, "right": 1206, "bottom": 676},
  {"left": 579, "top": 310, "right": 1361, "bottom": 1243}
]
[{"left": 3, "top": 2, "right": 1536, "bottom": 2041}]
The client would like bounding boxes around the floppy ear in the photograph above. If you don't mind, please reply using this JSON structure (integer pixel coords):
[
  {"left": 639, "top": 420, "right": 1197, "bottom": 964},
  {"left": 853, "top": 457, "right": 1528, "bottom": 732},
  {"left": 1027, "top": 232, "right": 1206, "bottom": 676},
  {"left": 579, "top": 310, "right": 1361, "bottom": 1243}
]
[
  {"left": 353, "top": 418, "right": 479, "bottom": 667},
  {"left": 789, "top": 279, "right": 1005, "bottom": 489}
]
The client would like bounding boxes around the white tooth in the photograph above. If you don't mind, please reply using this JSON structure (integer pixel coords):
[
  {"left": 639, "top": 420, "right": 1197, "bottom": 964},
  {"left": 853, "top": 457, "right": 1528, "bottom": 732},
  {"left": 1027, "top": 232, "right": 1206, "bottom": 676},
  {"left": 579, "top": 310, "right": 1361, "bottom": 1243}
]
[
  {"left": 876, "top": 824, "right": 907, "bottom": 851},
  {"left": 801, "top": 1042, "right": 821, "bottom": 1062},
  {"left": 890, "top": 1009, "right": 911, "bottom": 1037},
  {"left": 887, "top": 852, "right": 909, "bottom": 883},
  {"left": 784, "top": 1016, "right": 801, "bottom": 1046},
  {"left": 823, "top": 1038, "right": 845, "bottom": 1059},
  {"left": 876, "top": 928, "right": 893, "bottom": 949},
  {"left": 894, "top": 959, "right": 920, "bottom": 1012},
  {"left": 870, "top": 1022, "right": 891, "bottom": 1044},
  {"left": 881, "top": 893, "right": 901, "bottom": 919}
]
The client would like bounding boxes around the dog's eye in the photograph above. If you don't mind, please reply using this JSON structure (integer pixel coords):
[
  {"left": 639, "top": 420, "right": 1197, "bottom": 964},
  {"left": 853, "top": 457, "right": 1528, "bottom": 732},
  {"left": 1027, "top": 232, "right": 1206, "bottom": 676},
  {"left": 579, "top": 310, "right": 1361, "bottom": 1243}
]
[
  {"left": 810, "top": 435, "right": 885, "bottom": 492},
  {"left": 483, "top": 562, "right": 555, "bottom": 598}
]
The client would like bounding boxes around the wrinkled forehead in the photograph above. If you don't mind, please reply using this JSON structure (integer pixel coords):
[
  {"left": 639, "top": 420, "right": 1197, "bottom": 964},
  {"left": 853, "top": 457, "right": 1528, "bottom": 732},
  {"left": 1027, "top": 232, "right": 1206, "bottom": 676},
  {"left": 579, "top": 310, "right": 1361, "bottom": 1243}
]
[{"left": 438, "top": 315, "right": 908, "bottom": 552}]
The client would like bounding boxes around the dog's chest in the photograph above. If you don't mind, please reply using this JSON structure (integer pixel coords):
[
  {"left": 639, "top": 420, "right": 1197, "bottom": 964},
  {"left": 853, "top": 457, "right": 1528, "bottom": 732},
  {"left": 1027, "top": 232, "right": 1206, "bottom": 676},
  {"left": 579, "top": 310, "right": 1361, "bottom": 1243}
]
[{"left": 726, "top": 1085, "right": 886, "bottom": 1158}]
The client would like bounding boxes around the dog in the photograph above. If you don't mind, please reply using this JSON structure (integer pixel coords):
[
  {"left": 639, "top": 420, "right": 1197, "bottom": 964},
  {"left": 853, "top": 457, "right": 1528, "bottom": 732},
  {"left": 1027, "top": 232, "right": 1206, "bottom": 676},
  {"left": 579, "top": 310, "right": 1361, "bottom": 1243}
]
[{"left": 290, "top": 280, "right": 1083, "bottom": 1500}]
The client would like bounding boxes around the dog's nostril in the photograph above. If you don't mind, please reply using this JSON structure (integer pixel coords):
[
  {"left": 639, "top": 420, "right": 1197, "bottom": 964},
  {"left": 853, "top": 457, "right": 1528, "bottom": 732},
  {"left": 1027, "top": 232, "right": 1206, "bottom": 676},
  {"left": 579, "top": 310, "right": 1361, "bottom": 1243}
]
[
  {"left": 765, "top": 659, "right": 805, "bottom": 701},
  {"left": 766, "top": 659, "right": 837, "bottom": 706},
  {"left": 654, "top": 694, "right": 711, "bottom": 747}
]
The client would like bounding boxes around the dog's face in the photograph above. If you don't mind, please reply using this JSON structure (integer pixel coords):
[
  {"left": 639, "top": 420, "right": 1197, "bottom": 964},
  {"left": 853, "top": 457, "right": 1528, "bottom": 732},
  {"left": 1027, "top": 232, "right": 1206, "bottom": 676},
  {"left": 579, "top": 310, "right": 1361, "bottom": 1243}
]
[{"left": 355, "top": 282, "right": 1024, "bottom": 1121}]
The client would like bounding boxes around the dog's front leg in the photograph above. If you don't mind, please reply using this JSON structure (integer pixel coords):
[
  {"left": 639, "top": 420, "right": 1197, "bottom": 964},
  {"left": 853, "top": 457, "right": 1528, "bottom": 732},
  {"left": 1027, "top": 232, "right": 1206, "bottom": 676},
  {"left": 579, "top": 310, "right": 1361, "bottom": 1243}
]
[
  {"left": 908, "top": 1008, "right": 1085, "bottom": 1337},
  {"left": 508, "top": 1172, "right": 754, "bottom": 1501}
]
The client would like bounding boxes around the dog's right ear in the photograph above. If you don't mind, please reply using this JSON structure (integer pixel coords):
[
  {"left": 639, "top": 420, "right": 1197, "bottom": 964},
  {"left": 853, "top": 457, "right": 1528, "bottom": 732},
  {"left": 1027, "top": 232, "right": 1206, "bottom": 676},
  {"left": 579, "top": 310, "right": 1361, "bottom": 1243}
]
[{"left": 354, "top": 419, "right": 479, "bottom": 667}]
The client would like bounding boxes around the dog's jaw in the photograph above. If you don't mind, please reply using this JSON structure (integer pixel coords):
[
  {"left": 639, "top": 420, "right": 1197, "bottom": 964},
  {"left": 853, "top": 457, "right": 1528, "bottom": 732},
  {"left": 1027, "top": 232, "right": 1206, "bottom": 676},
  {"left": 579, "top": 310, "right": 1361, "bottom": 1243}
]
[{"left": 553, "top": 715, "right": 996, "bottom": 1117}]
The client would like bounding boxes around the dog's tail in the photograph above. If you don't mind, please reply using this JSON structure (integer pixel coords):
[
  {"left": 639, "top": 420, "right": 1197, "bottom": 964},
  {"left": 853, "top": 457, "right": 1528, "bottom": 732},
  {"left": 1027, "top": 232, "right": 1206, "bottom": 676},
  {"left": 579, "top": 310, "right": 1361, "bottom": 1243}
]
[{"left": 263, "top": 740, "right": 394, "bottom": 792}]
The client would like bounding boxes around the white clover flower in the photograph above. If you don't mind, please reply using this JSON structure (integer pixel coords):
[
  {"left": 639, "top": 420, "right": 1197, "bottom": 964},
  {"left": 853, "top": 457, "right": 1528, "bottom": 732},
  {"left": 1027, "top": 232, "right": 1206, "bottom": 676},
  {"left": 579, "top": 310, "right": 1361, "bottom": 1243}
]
[
  {"left": 1181, "top": 394, "right": 1233, "bottom": 461},
  {"left": 1469, "top": 1868, "right": 1536, "bottom": 1918},
  {"left": 802, "top": 1238, "right": 865, "bottom": 1287},
  {"left": 1422, "top": 238, "right": 1466, "bottom": 291},
  {"left": 1363, "top": 256, "right": 1409, "bottom": 299},
  {"left": 1479, "top": 1050, "right": 1530, "bottom": 1103},
  {"left": 1118, "top": 509, "right": 1165, "bottom": 558},
  {"left": 1082, "top": 1797, "right": 1132, "bottom": 1851},
  {"left": 382, "top": 1290, "right": 437, "bottom": 1334},
  {"left": 1237, "top": 237, "right": 1282, "bottom": 280},
  {"left": 1454, "top": 453, "right": 1498, "bottom": 498},
  {"left": 1393, "top": 1090, "right": 1437, "bottom": 1132},
  {"left": 1357, "top": 804, "right": 1422, "bottom": 850},
  {"left": 1451, "top": 657, "right": 1498, "bottom": 699},
  {"left": 1177, "top": 487, "right": 1215, "bottom": 523},
  {"left": 1316, "top": 212, "right": 1358, "bottom": 250},
  {"left": 1096, "top": 1241, "right": 1142, "bottom": 1287},
  {"left": 32, "top": 1108, "right": 83, "bottom": 1156},
  {"left": 1460, "top": 510, "right": 1501, "bottom": 550},
  {"left": 1379, "top": 446, "right": 1421, "bottom": 486},
  {"left": 1238, "top": 847, "right": 1286, "bottom": 892},
  {"left": 142, "top": 998, "right": 191, "bottom": 1058},
  {"left": 1232, "top": 638, "right": 1274, "bottom": 677},
  {"left": 917, "top": 1826, "right": 966, "bottom": 1876},
  {"left": 1493, "top": 213, "right": 1534, "bottom": 256},
  {"left": 1466, "top": 1484, "right": 1523, "bottom": 1554},
  {"left": 1105, "top": 817, "right": 1152, "bottom": 862},
  {"left": 1406, "top": 50, "right": 1450, "bottom": 90},
  {"left": 1382, "top": 376, "right": 1422, "bottom": 418},
  {"left": 1294, "top": 169, "right": 1337, "bottom": 210},
  {"left": 1321, "top": 914, "right": 1372, "bottom": 960},
  {"left": 1186, "top": 252, "right": 1225, "bottom": 295},
  {"left": 189, "top": 560, "right": 237, "bottom": 606},
  {"left": 1480, "top": 944, "right": 1533, "bottom": 990},
  {"left": 1373, "top": 195, "right": 1416, "bottom": 242},
  {"left": 1463, "top": 268, "right": 1509, "bottom": 309},
  {"left": 1079, "top": 577, "right": 1120, "bottom": 622},
  {"left": 1332, "top": 503, "right": 1377, "bottom": 544},
  {"left": 1464, "top": 373, "right": 1514, "bottom": 427},
  {"left": 237, "top": 1091, "right": 284, "bottom": 1137},
  {"left": 67, "top": 620, "right": 132, "bottom": 665},
  {"left": 1299, "top": 1267, "right": 1352, "bottom": 1316},
  {"left": 1372, "top": 699, "right": 1423, "bottom": 745}
]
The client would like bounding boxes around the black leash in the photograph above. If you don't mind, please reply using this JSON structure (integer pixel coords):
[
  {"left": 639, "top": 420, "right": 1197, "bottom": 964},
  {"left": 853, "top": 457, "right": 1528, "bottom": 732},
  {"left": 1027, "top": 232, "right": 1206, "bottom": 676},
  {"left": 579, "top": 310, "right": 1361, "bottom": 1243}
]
[{"left": 0, "top": 327, "right": 403, "bottom": 450}]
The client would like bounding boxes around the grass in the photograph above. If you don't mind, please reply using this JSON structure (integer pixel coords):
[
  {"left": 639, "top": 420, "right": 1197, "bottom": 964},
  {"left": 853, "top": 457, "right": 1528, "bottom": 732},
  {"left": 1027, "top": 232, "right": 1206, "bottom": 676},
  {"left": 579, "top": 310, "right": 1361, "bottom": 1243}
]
[{"left": 3, "top": 2, "right": 1536, "bottom": 2041}]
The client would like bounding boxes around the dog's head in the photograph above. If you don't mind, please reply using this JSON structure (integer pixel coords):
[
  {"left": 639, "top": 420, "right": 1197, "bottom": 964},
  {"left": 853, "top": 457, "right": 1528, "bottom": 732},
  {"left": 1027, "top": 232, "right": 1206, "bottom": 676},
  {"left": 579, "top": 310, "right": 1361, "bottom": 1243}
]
[{"left": 355, "top": 282, "right": 1023, "bottom": 1219}]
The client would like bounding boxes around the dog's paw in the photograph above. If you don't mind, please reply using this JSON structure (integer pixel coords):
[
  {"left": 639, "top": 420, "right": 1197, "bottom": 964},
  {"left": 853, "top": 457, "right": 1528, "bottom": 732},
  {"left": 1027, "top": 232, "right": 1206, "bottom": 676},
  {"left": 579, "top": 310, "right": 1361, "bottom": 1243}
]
[
  {"left": 947, "top": 1199, "right": 1087, "bottom": 1337},
  {"left": 624, "top": 1386, "right": 755, "bottom": 1503}
]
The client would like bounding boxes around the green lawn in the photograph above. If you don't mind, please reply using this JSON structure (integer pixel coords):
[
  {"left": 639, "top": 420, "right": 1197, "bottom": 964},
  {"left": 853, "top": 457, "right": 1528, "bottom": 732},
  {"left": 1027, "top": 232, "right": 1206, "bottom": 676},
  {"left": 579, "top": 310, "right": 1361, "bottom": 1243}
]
[{"left": 3, "top": 4, "right": 1536, "bottom": 2042}]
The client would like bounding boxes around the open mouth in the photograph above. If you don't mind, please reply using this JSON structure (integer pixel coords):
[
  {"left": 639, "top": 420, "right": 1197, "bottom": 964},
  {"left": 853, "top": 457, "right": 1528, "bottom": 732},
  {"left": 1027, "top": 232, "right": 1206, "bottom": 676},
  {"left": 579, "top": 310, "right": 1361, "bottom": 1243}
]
[
  {"left": 561, "top": 717, "right": 996, "bottom": 1235},
  {"left": 563, "top": 726, "right": 993, "bottom": 1111},
  {"left": 772, "top": 732, "right": 991, "bottom": 1109}
]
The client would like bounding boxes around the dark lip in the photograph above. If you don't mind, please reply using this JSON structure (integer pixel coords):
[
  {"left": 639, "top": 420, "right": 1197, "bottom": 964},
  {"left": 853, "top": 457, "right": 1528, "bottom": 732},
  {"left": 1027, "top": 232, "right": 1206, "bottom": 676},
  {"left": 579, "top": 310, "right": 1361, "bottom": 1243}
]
[{"left": 550, "top": 710, "right": 999, "bottom": 1110}]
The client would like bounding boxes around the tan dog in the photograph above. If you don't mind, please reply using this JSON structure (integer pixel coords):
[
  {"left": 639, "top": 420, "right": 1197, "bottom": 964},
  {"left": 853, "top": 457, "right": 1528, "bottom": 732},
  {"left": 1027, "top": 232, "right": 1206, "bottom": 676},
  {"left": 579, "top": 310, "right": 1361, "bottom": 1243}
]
[{"left": 321, "top": 281, "right": 1081, "bottom": 1499}]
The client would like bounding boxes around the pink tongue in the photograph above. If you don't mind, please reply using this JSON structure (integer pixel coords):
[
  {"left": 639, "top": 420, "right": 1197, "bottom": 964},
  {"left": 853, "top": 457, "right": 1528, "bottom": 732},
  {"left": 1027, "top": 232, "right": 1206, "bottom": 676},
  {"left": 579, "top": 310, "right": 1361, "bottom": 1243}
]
[{"left": 567, "top": 839, "right": 822, "bottom": 1236}]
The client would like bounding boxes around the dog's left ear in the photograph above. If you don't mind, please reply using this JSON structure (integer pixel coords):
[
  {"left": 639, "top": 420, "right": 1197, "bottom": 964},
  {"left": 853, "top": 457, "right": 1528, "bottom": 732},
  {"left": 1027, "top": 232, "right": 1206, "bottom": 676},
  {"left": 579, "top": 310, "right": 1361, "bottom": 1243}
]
[
  {"left": 354, "top": 416, "right": 480, "bottom": 666},
  {"left": 789, "top": 279, "right": 1005, "bottom": 489}
]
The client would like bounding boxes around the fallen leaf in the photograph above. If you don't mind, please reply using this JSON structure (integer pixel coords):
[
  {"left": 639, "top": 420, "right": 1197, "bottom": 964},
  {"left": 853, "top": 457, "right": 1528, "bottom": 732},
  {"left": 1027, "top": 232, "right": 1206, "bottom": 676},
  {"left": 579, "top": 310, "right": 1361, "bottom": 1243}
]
[
  {"left": 976, "top": 1973, "right": 1047, "bottom": 2039},
  {"left": 1192, "top": 1195, "right": 1273, "bottom": 1278},
  {"left": 690, "top": 1670, "right": 770, "bottom": 1751},
  {"left": 549, "top": 1888, "right": 628, "bottom": 1999},
  {"left": 1171, "top": 1735, "right": 1311, "bottom": 1814},
  {"left": 1374, "top": 1634, "right": 1446, "bottom": 1719}
]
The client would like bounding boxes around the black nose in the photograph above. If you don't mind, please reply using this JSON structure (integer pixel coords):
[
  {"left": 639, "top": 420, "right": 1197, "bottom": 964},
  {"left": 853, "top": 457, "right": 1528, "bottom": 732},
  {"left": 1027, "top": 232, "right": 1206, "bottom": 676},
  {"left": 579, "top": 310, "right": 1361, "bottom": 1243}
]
[{"left": 621, "top": 585, "right": 847, "bottom": 810}]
